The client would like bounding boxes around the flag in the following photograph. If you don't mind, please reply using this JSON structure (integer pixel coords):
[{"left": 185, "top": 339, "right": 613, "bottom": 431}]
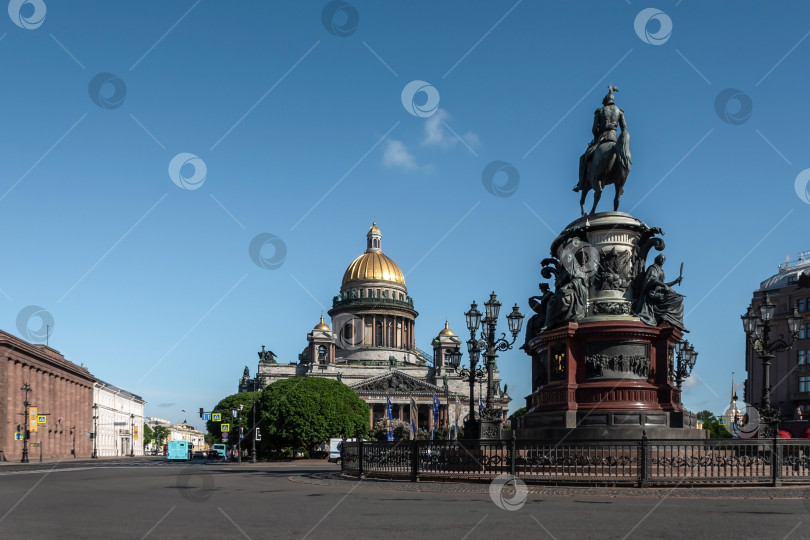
[
  {"left": 409, "top": 397, "right": 417, "bottom": 440},
  {"left": 431, "top": 396, "right": 439, "bottom": 441},
  {"left": 385, "top": 396, "right": 394, "bottom": 442},
  {"left": 478, "top": 396, "right": 485, "bottom": 414}
]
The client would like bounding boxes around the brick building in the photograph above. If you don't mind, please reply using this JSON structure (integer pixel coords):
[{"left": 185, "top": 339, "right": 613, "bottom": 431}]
[
  {"left": 744, "top": 252, "right": 810, "bottom": 433},
  {"left": 0, "top": 330, "right": 95, "bottom": 461}
]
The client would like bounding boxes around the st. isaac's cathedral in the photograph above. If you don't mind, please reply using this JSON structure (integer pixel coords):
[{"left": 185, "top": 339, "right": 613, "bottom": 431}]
[{"left": 238, "top": 223, "right": 511, "bottom": 432}]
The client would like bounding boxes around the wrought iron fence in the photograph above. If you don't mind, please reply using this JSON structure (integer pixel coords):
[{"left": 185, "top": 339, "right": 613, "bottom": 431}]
[{"left": 340, "top": 435, "right": 810, "bottom": 487}]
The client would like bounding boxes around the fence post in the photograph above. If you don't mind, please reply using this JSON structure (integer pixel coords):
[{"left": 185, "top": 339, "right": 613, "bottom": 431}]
[
  {"left": 357, "top": 436, "right": 364, "bottom": 478},
  {"left": 639, "top": 430, "right": 650, "bottom": 488},
  {"left": 773, "top": 432, "right": 782, "bottom": 487},
  {"left": 509, "top": 430, "right": 517, "bottom": 479},
  {"left": 411, "top": 438, "right": 419, "bottom": 482}
]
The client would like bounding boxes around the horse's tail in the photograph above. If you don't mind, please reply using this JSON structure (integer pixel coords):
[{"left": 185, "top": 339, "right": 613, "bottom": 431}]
[{"left": 616, "top": 130, "right": 631, "bottom": 171}]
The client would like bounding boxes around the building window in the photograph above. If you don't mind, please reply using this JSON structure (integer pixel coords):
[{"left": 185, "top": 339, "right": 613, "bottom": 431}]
[
  {"left": 368, "top": 288, "right": 373, "bottom": 298},
  {"left": 801, "top": 323, "right": 809, "bottom": 340},
  {"left": 801, "top": 376, "right": 810, "bottom": 393},
  {"left": 799, "top": 298, "right": 807, "bottom": 313},
  {"left": 375, "top": 321, "right": 383, "bottom": 346},
  {"left": 789, "top": 276, "right": 798, "bottom": 286},
  {"left": 800, "top": 349, "right": 807, "bottom": 365}
]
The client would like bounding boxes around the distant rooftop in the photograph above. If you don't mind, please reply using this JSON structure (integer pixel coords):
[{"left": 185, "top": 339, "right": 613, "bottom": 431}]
[{"left": 759, "top": 251, "right": 810, "bottom": 291}]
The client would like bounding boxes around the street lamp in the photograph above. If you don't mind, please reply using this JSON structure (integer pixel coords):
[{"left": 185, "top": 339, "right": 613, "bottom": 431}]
[
  {"left": 129, "top": 414, "right": 135, "bottom": 457},
  {"left": 464, "top": 293, "right": 524, "bottom": 439},
  {"left": 92, "top": 404, "right": 99, "bottom": 458},
  {"left": 251, "top": 377, "right": 258, "bottom": 464},
  {"left": 21, "top": 383, "right": 31, "bottom": 463},
  {"left": 741, "top": 292, "right": 802, "bottom": 437},
  {"left": 673, "top": 340, "right": 698, "bottom": 389},
  {"left": 459, "top": 339, "right": 484, "bottom": 438}
]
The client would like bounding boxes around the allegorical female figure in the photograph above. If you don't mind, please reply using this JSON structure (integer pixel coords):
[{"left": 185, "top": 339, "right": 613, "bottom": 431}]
[{"left": 634, "top": 253, "right": 686, "bottom": 331}]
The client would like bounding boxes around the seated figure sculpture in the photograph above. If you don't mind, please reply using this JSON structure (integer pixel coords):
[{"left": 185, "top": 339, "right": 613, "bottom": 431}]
[
  {"left": 545, "top": 267, "right": 588, "bottom": 329},
  {"left": 633, "top": 253, "right": 686, "bottom": 331}
]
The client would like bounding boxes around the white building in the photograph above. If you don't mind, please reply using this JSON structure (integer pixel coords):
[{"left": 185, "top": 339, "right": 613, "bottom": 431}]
[
  {"left": 168, "top": 421, "right": 206, "bottom": 449},
  {"left": 92, "top": 380, "right": 145, "bottom": 457}
]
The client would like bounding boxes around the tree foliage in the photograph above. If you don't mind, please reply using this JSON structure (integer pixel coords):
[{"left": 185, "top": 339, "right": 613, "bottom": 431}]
[
  {"left": 258, "top": 377, "right": 369, "bottom": 455},
  {"left": 696, "top": 410, "right": 731, "bottom": 439},
  {"left": 205, "top": 391, "right": 256, "bottom": 443}
]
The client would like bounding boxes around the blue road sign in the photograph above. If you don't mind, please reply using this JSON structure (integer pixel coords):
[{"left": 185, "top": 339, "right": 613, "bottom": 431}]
[{"left": 202, "top": 413, "right": 211, "bottom": 421}]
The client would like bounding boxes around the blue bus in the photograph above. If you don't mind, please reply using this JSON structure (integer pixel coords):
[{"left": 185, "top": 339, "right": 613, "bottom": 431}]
[{"left": 166, "top": 440, "right": 193, "bottom": 461}]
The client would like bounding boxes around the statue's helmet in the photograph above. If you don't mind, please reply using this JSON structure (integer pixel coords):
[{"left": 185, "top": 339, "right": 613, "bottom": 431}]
[{"left": 602, "top": 85, "right": 618, "bottom": 106}]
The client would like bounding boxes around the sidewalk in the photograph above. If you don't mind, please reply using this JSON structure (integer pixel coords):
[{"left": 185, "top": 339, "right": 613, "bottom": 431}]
[{"left": 0, "top": 455, "right": 158, "bottom": 466}]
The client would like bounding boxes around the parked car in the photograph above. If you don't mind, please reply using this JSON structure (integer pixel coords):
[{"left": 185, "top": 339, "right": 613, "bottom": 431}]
[{"left": 193, "top": 450, "right": 207, "bottom": 459}]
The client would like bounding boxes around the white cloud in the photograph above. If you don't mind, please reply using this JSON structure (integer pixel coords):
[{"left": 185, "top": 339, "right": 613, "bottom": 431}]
[
  {"left": 383, "top": 139, "right": 418, "bottom": 170},
  {"left": 422, "top": 109, "right": 480, "bottom": 150}
]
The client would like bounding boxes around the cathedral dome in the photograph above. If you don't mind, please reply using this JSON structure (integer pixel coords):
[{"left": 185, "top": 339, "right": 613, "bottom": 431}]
[
  {"left": 341, "top": 222, "right": 406, "bottom": 286},
  {"left": 439, "top": 320, "right": 456, "bottom": 336},
  {"left": 313, "top": 315, "right": 330, "bottom": 331}
]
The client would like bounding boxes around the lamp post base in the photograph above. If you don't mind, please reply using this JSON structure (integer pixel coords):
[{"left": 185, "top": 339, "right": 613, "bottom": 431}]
[{"left": 463, "top": 418, "right": 480, "bottom": 440}]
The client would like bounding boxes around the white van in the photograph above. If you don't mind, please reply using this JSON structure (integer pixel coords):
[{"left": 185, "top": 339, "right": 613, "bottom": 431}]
[
  {"left": 328, "top": 438, "right": 355, "bottom": 463},
  {"left": 328, "top": 438, "right": 343, "bottom": 463}
]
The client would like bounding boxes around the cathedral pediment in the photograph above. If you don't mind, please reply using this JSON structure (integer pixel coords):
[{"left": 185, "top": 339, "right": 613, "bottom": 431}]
[{"left": 349, "top": 370, "right": 444, "bottom": 395}]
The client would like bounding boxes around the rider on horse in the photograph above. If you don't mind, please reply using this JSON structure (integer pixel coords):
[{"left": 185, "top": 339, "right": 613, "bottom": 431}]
[{"left": 574, "top": 86, "right": 628, "bottom": 192}]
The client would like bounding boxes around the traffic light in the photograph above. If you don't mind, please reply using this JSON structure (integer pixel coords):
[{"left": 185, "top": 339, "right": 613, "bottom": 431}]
[{"left": 199, "top": 408, "right": 204, "bottom": 418}]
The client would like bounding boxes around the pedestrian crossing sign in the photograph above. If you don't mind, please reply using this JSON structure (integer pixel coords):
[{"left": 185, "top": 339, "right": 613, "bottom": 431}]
[
  {"left": 221, "top": 423, "right": 230, "bottom": 432},
  {"left": 37, "top": 415, "right": 46, "bottom": 424},
  {"left": 212, "top": 413, "right": 221, "bottom": 422},
  {"left": 14, "top": 432, "right": 23, "bottom": 440}
]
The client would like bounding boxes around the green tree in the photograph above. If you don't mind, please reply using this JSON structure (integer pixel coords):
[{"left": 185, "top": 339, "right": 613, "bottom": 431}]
[
  {"left": 696, "top": 410, "right": 731, "bottom": 439},
  {"left": 153, "top": 425, "right": 170, "bottom": 449},
  {"left": 258, "top": 377, "right": 368, "bottom": 456},
  {"left": 205, "top": 392, "right": 256, "bottom": 445},
  {"left": 143, "top": 423, "right": 153, "bottom": 443}
]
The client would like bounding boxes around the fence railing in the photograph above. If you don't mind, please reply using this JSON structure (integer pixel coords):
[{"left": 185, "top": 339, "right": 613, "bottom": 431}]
[{"left": 340, "top": 435, "right": 810, "bottom": 487}]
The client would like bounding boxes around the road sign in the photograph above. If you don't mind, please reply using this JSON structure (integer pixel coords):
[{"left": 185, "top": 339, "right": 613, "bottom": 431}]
[
  {"left": 255, "top": 428, "right": 261, "bottom": 441},
  {"left": 221, "top": 423, "right": 230, "bottom": 432},
  {"left": 240, "top": 434, "right": 244, "bottom": 439},
  {"left": 222, "top": 432, "right": 228, "bottom": 440},
  {"left": 37, "top": 415, "right": 46, "bottom": 424},
  {"left": 14, "top": 432, "right": 22, "bottom": 441},
  {"left": 30, "top": 442, "right": 40, "bottom": 448},
  {"left": 212, "top": 413, "right": 221, "bottom": 422},
  {"left": 202, "top": 413, "right": 211, "bottom": 421}
]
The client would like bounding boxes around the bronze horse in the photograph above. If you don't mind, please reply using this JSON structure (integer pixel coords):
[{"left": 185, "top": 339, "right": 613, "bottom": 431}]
[{"left": 579, "top": 131, "right": 631, "bottom": 217}]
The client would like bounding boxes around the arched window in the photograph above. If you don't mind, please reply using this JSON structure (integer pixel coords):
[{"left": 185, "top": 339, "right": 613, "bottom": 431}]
[
  {"left": 317, "top": 345, "right": 327, "bottom": 362},
  {"left": 375, "top": 321, "right": 383, "bottom": 346}
]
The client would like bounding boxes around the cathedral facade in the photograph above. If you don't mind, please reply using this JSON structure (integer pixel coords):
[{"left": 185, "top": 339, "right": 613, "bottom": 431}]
[{"left": 239, "top": 223, "right": 510, "bottom": 433}]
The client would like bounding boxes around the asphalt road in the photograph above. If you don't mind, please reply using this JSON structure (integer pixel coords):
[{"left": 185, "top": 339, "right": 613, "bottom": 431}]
[{"left": 1, "top": 457, "right": 810, "bottom": 539}]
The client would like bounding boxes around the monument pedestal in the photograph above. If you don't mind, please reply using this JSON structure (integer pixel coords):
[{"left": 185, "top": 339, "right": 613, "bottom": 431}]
[{"left": 517, "top": 211, "right": 707, "bottom": 440}]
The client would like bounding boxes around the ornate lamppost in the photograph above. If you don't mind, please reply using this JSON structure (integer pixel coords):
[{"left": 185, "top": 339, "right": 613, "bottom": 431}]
[
  {"left": 464, "top": 293, "right": 524, "bottom": 440},
  {"left": 672, "top": 340, "right": 698, "bottom": 389},
  {"left": 92, "top": 404, "right": 99, "bottom": 458},
  {"left": 129, "top": 414, "right": 135, "bottom": 457},
  {"left": 21, "top": 383, "right": 32, "bottom": 463},
  {"left": 460, "top": 337, "right": 485, "bottom": 438},
  {"left": 251, "top": 377, "right": 258, "bottom": 464},
  {"left": 741, "top": 293, "right": 802, "bottom": 438}
]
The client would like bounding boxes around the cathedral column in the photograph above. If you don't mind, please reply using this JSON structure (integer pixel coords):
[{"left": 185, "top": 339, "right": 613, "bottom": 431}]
[{"left": 368, "top": 407, "right": 373, "bottom": 429}]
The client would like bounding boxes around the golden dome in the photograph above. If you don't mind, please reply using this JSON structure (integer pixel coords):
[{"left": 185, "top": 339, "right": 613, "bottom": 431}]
[
  {"left": 439, "top": 320, "right": 455, "bottom": 336},
  {"left": 314, "top": 315, "right": 330, "bottom": 331},
  {"left": 342, "top": 251, "right": 406, "bottom": 285},
  {"left": 368, "top": 221, "right": 381, "bottom": 236}
]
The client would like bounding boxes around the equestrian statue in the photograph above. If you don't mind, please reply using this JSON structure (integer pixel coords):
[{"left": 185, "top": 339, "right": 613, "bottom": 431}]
[{"left": 574, "top": 85, "right": 632, "bottom": 217}]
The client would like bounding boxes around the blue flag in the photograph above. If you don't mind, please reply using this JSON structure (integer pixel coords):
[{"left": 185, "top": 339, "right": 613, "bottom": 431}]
[
  {"left": 478, "top": 396, "right": 485, "bottom": 414},
  {"left": 386, "top": 396, "right": 394, "bottom": 442},
  {"left": 431, "top": 396, "right": 440, "bottom": 441}
]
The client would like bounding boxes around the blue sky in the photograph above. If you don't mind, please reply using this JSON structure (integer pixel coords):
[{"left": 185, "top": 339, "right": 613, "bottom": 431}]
[{"left": 1, "top": 1, "right": 809, "bottom": 425}]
